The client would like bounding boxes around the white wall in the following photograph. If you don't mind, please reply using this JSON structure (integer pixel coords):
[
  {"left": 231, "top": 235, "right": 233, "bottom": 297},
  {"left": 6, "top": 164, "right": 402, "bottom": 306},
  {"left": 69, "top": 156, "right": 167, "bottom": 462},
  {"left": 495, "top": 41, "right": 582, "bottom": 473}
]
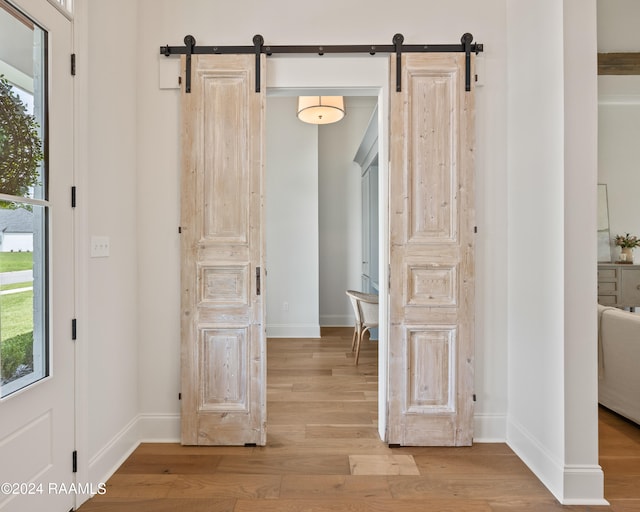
[
  {"left": 319, "top": 97, "right": 376, "bottom": 327},
  {"left": 113, "top": 0, "right": 509, "bottom": 472},
  {"left": 506, "top": 0, "right": 603, "bottom": 504},
  {"left": 80, "top": 0, "right": 141, "bottom": 485},
  {"left": 73, "top": 0, "right": 606, "bottom": 505},
  {"left": 506, "top": 1, "right": 566, "bottom": 486},
  {"left": 266, "top": 96, "right": 320, "bottom": 338},
  {"left": 563, "top": 0, "right": 601, "bottom": 501},
  {"left": 133, "top": 0, "right": 508, "bottom": 455}
]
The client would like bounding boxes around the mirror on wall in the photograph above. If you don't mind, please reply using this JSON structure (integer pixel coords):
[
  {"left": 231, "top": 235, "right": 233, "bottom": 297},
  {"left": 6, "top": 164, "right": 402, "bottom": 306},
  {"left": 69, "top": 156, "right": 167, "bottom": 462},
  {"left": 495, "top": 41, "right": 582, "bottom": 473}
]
[{"left": 598, "top": 184, "right": 612, "bottom": 262}]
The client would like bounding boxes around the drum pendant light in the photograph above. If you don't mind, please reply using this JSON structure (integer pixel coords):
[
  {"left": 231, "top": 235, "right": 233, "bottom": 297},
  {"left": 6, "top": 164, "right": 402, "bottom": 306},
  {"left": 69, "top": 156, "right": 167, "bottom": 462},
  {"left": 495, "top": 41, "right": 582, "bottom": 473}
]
[{"left": 297, "top": 96, "right": 345, "bottom": 125}]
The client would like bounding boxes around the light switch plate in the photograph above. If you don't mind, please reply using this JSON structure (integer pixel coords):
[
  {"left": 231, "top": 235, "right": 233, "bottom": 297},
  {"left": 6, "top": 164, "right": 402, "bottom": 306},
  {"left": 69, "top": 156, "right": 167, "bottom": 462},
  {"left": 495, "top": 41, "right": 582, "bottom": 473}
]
[{"left": 91, "top": 236, "right": 110, "bottom": 258}]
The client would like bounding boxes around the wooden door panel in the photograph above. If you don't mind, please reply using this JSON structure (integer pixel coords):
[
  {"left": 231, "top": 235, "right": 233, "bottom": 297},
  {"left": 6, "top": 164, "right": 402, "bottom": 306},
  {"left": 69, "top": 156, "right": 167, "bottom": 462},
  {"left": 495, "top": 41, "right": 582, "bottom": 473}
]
[
  {"left": 201, "top": 76, "right": 249, "bottom": 242},
  {"left": 181, "top": 54, "right": 266, "bottom": 446},
  {"left": 406, "top": 263, "right": 457, "bottom": 307},
  {"left": 389, "top": 53, "right": 475, "bottom": 446},
  {"left": 200, "top": 328, "right": 248, "bottom": 410},
  {"left": 200, "top": 265, "right": 249, "bottom": 305},
  {"left": 407, "top": 327, "right": 455, "bottom": 411},
  {"left": 407, "top": 72, "right": 457, "bottom": 243}
]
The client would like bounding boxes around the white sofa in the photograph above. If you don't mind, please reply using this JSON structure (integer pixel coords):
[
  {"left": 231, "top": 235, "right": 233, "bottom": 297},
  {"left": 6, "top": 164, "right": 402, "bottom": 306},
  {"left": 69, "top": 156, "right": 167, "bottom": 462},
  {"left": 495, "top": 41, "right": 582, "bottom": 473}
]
[{"left": 598, "top": 304, "right": 640, "bottom": 424}]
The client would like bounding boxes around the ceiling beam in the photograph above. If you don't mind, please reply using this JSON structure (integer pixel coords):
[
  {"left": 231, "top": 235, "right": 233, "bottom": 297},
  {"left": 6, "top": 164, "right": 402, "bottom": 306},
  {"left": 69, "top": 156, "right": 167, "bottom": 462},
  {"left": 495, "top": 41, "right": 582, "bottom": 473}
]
[{"left": 598, "top": 53, "right": 640, "bottom": 75}]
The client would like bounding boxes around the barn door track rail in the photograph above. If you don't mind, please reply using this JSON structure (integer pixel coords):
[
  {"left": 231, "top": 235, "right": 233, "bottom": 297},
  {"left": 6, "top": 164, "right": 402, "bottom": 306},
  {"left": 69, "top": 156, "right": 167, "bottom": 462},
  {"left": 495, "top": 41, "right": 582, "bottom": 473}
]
[{"left": 160, "top": 33, "right": 483, "bottom": 94}]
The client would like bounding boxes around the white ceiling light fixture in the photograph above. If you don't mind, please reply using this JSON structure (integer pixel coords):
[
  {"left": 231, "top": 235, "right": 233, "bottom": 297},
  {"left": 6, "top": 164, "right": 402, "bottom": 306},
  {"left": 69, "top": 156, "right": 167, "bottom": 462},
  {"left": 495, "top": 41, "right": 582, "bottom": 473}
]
[{"left": 297, "top": 96, "right": 345, "bottom": 125}]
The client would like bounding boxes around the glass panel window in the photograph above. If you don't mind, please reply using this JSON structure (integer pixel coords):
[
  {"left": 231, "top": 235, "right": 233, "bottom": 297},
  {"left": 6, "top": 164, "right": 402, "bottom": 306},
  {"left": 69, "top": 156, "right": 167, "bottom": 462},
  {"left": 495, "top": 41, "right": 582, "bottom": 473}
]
[{"left": 0, "top": 1, "right": 48, "bottom": 398}]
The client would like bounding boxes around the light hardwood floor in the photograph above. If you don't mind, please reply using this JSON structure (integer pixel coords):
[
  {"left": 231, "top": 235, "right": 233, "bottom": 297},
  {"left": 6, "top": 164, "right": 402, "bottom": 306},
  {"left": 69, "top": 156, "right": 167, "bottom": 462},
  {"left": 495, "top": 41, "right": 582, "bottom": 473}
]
[{"left": 78, "top": 327, "right": 639, "bottom": 511}]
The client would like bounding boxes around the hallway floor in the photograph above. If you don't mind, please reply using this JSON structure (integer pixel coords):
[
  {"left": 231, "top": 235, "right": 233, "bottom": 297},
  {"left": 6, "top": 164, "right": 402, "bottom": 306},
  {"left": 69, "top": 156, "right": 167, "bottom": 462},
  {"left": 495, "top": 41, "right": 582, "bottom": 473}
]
[{"left": 78, "top": 328, "right": 639, "bottom": 511}]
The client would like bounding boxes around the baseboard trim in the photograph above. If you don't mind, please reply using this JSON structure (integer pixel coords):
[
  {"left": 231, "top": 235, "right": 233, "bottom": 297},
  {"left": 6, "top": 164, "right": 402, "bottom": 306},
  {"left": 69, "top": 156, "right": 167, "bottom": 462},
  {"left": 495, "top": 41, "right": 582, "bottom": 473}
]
[
  {"left": 507, "top": 415, "right": 606, "bottom": 504},
  {"left": 507, "top": 415, "right": 564, "bottom": 500},
  {"left": 561, "top": 465, "right": 608, "bottom": 505},
  {"left": 87, "top": 413, "right": 181, "bottom": 494},
  {"left": 100, "top": 413, "right": 508, "bottom": 446},
  {"left": 131, "top": 412, "right": 507, "bottom": 445},
  {"left": 88, "top": 415, "right": 139, "bottom": 489}
]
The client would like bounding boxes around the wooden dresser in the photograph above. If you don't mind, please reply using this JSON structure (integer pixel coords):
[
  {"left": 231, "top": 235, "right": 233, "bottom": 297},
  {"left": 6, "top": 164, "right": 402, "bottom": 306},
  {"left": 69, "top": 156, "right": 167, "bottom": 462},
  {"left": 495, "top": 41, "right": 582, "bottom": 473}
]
[{"left": 598, "top": 263, "right": 640, "bottom": 310}]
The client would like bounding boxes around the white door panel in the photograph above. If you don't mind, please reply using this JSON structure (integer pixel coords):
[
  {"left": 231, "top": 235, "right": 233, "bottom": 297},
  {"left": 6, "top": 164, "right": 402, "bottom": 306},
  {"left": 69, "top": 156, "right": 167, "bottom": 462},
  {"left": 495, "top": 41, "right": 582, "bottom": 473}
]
[{"left": 0, "top": 1, "right": 75, "bottom": 510}]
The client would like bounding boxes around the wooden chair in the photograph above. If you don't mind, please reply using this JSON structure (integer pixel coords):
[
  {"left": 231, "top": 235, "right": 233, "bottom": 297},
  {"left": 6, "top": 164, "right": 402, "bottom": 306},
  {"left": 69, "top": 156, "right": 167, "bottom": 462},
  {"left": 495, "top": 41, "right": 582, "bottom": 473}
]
[{"left": 345, "top": 290, "right": 379, "bottom": 365}]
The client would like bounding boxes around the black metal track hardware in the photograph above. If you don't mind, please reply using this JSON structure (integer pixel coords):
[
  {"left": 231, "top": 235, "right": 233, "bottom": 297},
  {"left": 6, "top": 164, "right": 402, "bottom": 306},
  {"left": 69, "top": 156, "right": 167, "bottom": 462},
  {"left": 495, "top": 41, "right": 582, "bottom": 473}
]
[
  {"left": 393, "top": 33, "right": 404, "bottom": 92},
  {"left": 461, "top": 32, "right": 473, "bottom": 92},
  {"left": 184, "top": 35, "right": 196, "bottom": 93},
  {"left": 253, "top": 34, "right": 263, "bottom": 93},
  {"left": 160, "top": 33, "right": 483, "bottom": 94}
]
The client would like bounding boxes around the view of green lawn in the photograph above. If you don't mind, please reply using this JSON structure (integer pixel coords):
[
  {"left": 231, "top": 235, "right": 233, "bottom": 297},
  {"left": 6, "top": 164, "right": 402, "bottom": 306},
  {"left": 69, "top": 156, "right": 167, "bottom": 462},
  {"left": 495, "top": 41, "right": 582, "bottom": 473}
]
[
  {"left": 1, "top": 290, "right": 33, "bottom": 340},
  {"left": 0, "top": 251, "right": 33, "bottom": 272},
  {"left": 0, "top": 252, "right": 34, "bottom": 383},
  {"left": 0, "top": 281, "right": 32, "bottom": 292}
]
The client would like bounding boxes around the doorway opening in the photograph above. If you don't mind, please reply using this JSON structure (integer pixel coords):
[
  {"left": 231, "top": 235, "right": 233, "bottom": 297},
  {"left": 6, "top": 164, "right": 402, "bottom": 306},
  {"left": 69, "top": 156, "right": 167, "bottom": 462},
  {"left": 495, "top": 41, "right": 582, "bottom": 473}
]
[
  {"left": 263, "top": 56, "right": 391, "bottom": 440},
  {"left": 264, "top": 92, "right": 382, "bottom": 445}
]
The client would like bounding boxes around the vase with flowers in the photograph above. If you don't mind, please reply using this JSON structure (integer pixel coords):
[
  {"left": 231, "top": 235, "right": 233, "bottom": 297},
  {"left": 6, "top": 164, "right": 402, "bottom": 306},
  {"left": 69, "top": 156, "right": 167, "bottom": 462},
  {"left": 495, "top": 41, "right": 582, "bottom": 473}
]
[{"left": 614, "top": 233, "right": 640, "bottom": 263}]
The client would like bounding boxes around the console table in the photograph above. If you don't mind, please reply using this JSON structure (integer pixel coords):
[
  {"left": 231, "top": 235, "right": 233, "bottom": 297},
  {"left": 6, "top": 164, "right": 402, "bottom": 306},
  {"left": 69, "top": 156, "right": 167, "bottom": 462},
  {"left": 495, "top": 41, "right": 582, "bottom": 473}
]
[{"left": 598, "top": 263, "right": 640, "bottom": 311}]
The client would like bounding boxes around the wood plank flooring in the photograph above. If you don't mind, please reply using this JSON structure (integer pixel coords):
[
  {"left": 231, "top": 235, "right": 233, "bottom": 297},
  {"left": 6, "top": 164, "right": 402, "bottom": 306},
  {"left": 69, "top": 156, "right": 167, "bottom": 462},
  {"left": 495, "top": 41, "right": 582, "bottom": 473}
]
[{"left": 78, "top": 327, "right": 640, "bottom": 512}]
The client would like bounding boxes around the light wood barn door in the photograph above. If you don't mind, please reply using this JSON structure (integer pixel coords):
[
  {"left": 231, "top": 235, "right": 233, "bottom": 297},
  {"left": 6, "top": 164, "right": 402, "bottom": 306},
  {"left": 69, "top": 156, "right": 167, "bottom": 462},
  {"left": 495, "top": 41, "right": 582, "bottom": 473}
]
[
  {"left": 180, "top": 54, "right": 266, "bottom": 445},
  {"left": 388, "top": 53, "right": 475, "bottom": 446}
]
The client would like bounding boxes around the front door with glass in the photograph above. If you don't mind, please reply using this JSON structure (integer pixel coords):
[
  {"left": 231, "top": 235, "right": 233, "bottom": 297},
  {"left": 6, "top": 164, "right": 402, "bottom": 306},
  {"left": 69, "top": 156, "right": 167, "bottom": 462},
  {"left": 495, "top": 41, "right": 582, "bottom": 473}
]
[{"left": 0, "top": 1, "right": 75, "bottom": 510}]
